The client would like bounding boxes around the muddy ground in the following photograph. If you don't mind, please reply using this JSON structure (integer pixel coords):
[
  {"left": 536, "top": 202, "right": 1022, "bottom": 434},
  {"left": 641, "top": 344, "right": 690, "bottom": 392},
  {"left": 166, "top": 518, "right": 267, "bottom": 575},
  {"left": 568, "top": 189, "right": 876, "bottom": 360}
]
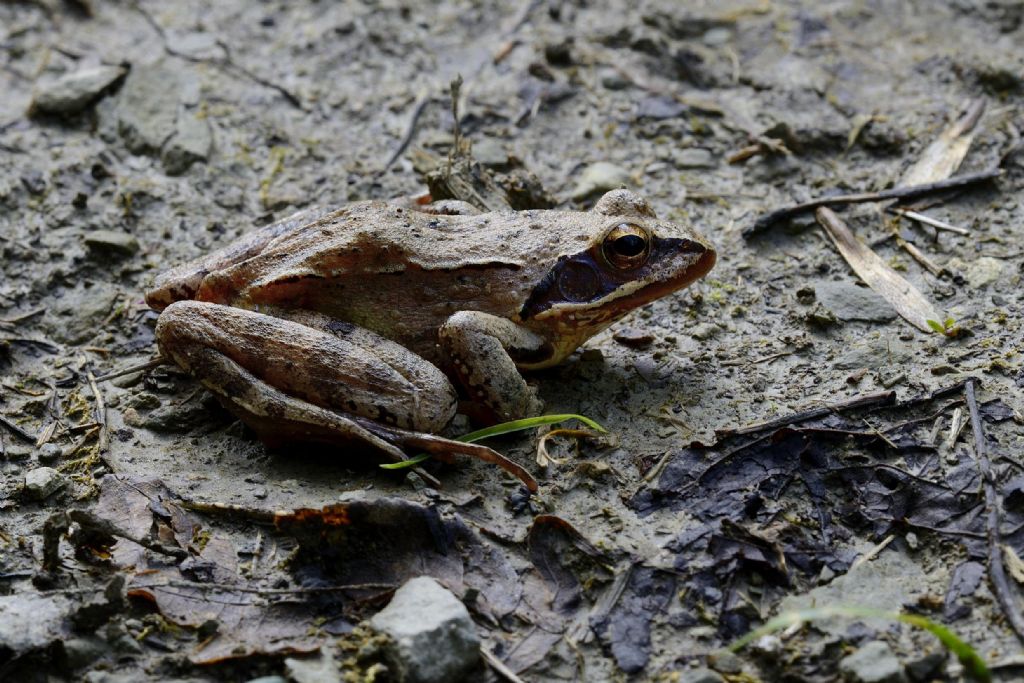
[{"left": 2, "top": 1, "right": 1024, "bottom": 681}]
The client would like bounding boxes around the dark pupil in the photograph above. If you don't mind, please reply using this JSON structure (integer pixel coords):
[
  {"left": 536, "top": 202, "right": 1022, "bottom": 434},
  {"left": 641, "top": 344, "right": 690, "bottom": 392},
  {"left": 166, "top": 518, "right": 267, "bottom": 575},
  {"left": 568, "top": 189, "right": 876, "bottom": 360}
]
[{"left": 614, "top": 234, "right": 646, "bottom": 257}]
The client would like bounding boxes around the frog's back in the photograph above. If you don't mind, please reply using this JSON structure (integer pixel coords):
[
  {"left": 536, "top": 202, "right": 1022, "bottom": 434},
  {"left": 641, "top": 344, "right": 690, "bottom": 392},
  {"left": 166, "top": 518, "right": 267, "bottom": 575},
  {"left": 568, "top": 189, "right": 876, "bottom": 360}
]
[{"left": 155, "top": 201, "right": 578, "bottom": 359}]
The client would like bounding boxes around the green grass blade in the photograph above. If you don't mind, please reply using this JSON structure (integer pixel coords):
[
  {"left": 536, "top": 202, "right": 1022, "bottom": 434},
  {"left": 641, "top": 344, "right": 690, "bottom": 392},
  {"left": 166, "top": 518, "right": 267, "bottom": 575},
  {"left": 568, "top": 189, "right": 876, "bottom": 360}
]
[
  {"left": 728, "top": 605, "right": 990, "bottom": 682},
  {"left": 379, "top": 453, "right": 433, "bottom": 470},
  {"left": 455, "top": 413, "right": 606, "bottom": 443},
  {"left": 379, "top": 414, "right": 606, "bottom": 471}
]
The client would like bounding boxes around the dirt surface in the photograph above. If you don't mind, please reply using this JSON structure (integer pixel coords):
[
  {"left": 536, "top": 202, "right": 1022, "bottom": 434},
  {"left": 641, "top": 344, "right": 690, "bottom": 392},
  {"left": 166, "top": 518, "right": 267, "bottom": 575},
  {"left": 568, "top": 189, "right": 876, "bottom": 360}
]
[{"left": 2, "top": 1, "right": 1024, "bottom": 681}]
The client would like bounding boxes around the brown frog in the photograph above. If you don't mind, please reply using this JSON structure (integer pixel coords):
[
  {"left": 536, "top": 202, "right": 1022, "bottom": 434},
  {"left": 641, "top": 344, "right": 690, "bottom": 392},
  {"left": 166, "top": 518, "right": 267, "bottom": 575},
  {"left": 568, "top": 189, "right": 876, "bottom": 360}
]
[{"left": 145, "top": 189, "right": 716, "bottom": 488}]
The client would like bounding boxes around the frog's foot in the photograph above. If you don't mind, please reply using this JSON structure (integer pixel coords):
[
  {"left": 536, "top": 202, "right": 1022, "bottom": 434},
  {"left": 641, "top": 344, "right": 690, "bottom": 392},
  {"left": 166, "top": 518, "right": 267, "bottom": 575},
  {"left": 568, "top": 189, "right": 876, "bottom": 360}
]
[
  {"left": 439, "top": 311, "right": 548, "bottom": 423},
  {"left": 363, "top": 424, "right": 538, "bottom": 492}
]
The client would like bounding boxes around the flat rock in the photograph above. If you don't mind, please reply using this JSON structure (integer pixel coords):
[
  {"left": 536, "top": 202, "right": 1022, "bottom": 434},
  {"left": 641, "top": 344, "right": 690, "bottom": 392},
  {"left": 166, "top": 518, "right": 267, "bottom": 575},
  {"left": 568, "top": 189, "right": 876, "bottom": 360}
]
[
  {"left": 162, "top": 112, "right": 212, "bottom": 175},
  {"left": 779, "top": 549, "right": 927, "bottom": 638},
  {"left": 680, "top": 667, "right": 726, "bottom": 683},
  {"left": 369, "top": 576, "right": 480, "bottom": 683},
  {"left": 84, "top": 229, "right": 140, "bottom": 255},
  {"left": 117, "top": 61, "right": 182, "bottom": 154},
  {"left": 284, "top": 651, "right": 342, "bottom": 683},
  {"left": 0, "top": 592, "right": 73, "bottom": 656},
  {"left": 675, "top": 148, "right": 716, "bottom": 168},
  {"left": 815, "top": 281, "right": 897, "bottom": 322},
  {"left": 572, "top": 161, "right": 631, "bottom": 200},
  {"left": 30, "top": 65, "right": 127, "bottom": 116},
  {"left": 833, "top": 336, "right": 913, "bottom": 371},
  {"left": 24, "top": 466, "right": 67, "bottom": 500},
  {"left": 839, "top": 640, "right": 906, "bottom": 683}
]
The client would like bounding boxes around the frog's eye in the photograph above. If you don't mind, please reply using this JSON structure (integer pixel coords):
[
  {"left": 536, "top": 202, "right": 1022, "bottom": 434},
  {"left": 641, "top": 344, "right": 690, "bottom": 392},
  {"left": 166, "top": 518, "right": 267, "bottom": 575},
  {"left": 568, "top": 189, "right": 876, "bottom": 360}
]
[{"left": 602, "top": 223, "right": 650, "bottom": 269}]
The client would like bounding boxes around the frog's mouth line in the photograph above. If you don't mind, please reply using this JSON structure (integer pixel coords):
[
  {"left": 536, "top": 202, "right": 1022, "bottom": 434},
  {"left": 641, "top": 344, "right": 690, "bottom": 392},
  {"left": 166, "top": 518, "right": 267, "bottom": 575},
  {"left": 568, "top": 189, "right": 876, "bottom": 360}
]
[{"left": 521, "top": 238, "right": 715, "bottom": 321}]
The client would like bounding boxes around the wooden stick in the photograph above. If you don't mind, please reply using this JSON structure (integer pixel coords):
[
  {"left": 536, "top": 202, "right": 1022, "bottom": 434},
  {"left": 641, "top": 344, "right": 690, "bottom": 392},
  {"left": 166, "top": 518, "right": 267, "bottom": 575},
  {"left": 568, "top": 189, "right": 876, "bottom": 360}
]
[
  {"left": 715, "top": 390, "right": 895, "bottom": 438},
  {"left": 888, "top": 207, "right": 970, "bottom": 236},
  {"left": 0, "top": 413, "right": 36, "bottom": 443},
  {"left": 481, "top": 646, "right": 527, "bottom": 683},
  {"left": 86, "top": 368, "right": 109, "bottom": 453},
  {"left": 92, "top": 356, "right": 168, "bottom": 383},
  {"left": 744, "top": 168, "right": 1002, "bottom": 237},
  {"left": 965, "top": 379, "right": 1024, "bottom": 644}
]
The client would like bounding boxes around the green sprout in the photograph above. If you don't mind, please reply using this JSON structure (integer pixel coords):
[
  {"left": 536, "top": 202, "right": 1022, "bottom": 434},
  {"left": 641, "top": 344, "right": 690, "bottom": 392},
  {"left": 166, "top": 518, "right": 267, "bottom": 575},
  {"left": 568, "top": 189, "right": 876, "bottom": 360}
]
[{"left": 927, "top": 316, "right": 964, "bottom": 338}]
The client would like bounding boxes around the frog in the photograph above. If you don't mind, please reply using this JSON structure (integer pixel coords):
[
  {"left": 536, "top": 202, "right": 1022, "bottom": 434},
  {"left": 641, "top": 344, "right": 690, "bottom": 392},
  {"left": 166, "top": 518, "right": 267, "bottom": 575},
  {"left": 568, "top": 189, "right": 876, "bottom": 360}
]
[{"left": 145, "top": 189, "right": 716, "bottom": 489}]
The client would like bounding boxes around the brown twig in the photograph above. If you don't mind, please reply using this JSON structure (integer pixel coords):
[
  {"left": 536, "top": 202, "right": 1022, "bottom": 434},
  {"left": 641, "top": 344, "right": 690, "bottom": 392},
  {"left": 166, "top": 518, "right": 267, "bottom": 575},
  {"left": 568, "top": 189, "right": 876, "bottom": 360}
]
[
  {"left": 86, "top": 368, "right": 108, "bottom": 453},
  {"left": 744, "top": 168, "right": 1002, "bottom": 237},
  {"left": 0, "top": 413, "right": 36, "bottom": 443},
  {"left": 965, "top": 379, "right": 1024, "bottom": 644},
  {"left": 888, "top": 207, "right": 970, "bottom": 236},
  {"left": 132, "top": 2, "right": 302, "bottom": 109},
  {"left": 481, "top": 646, "right": 527, "bottom": 683},
  {"left": 715, "top": 390, "right": 896, "bottom": 438},
  {"left": 92, "top": 356, "right": 168, "bottom": 383},
  {"left": 383, "top": 88, "right": 431, "bottom": 171}
]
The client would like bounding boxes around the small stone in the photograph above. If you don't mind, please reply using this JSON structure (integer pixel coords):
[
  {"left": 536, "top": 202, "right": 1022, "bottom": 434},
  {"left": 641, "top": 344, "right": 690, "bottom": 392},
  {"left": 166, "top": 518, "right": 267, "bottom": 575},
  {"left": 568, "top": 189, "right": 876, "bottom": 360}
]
[
  {"left": 752, "top": 634, "right": 783, "bottom": 656},
  {"left": 905, "top": 651, "right": 945, "bottom": 681},
  {"left": 834, "top": 337, "right": 913, "bottom": 371},
  {"left": 905, "top": 532, "right": 919, "bottom": 550},
  {"left": 635, "top": 95, "right": 688, "bottom": 120},
  {"left": 815, "top": 281, "right": 896, "bottom": 322},
  {"left": 680, "top": 667, "right": 725, "bottom": 683},
  {"left": 245, "top": 677, "right": 288, "bottom": 683},
  {"left": 818, "top": 565, "right": 836, "bottom": 585},
  {"left": 702, "top": 27, "right": 733, "bottom": 46},
  {"left": 600, "top": 69, "right": 630, "bottom": 90},
  {"left": 613, "top": 327, "right": 655, "bottom": 349},
  {"left": 116, "top": 60, "right": 184, "bottom": 154},
  {"left": 839, "top": 640, "right": 906, "bottom": 683},
  {"left": 30, "top": 65, "right": 127, "bottom": 116},
  {"left": 22, "top": 172, "right": 48, "bottom": 196},
  {"left": 284, "top": 652, "right": 342, "bottom": 683},
  {"left": 572, "top": 162, "right": 631, "bottom": 200},
  {"left": 61, "top": 636, "right": 107, "bottom": 669},
  {"left": 23, "top": 467, "right": 67, "bottom": 500},
  {"left": 369, "top": 576, "right": 480, "bottom": 683},
  {"left": 471, "top": 138, "right": 511, "bottom": 170},
  {"left": 689, "top": 322, "right": 719, "bottom": 340},
  {"left": 675, "top": 148, "right": 716, "bottom": 168},
  {"left": 38, "top": 443, "right": 62, "bottom": 464},
  {"left": 161, "top": 112, "right": 212, "bottom": 175},
  {"left": 707, "top": 649, "right": 742, "bottom": 674},
  {"left": 963, "top": 257, "right": 1002, "bottom": 288},
  {"left": 84, "top": 230, "right": 140, "bottom": 256}
]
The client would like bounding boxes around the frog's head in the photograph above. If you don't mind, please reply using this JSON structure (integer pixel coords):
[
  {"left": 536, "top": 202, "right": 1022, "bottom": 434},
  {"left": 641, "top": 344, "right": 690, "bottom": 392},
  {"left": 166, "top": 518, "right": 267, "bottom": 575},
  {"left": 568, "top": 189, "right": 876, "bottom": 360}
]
[{"left": 519, "top": 189, "right": 716, "bottom": 362}]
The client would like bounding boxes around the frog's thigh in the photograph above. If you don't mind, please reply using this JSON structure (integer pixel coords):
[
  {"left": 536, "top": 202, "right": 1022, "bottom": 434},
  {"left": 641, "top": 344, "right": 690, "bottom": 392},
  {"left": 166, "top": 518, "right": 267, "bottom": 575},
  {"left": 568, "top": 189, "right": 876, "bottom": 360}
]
[
  {"left": 155, "top": 301, "right": 457, "bottom": 435},
  {"left": 438, "top": 311, "right": 546, "bottom": 422}
]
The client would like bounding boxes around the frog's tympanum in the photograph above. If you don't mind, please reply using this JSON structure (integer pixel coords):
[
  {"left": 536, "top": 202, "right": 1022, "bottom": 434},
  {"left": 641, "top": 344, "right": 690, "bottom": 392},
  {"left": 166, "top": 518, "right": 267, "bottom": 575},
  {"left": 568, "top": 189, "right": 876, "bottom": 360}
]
[{"left": 146, "top": 190, "right": 716, "bottom": 489}]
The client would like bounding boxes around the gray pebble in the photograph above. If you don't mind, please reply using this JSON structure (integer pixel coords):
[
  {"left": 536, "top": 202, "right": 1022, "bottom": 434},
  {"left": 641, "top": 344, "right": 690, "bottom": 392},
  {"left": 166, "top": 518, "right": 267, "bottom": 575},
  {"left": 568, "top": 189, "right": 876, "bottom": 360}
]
[
  {"left": 839, "top": 640, "right": 906, "bottom": 683},
  {"left": 369, "top": 576, "right": 480, "bottom": 683},
  {"left": 30, "top": 65, "right": 127, "bottom": 116},
  {"left": 23, "top": 467, "right": 67, "bottom": 500}
]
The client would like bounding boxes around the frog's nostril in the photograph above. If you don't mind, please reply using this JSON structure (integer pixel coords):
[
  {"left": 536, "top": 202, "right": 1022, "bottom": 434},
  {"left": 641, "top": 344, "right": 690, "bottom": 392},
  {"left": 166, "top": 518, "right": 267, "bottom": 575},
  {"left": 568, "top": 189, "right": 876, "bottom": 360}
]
[{"left": 681, "top": 239, "right": 707, "bottom": 254}]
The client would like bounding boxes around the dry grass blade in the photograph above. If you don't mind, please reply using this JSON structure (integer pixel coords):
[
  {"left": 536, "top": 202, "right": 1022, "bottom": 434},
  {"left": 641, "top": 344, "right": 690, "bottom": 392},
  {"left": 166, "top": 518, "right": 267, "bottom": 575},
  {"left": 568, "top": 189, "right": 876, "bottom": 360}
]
[
  {"left": 900, "top": 99, "right": 985, "bottom": 186},
  {"left": 816, "top": 207, "right": 941, "bottom": 332}
]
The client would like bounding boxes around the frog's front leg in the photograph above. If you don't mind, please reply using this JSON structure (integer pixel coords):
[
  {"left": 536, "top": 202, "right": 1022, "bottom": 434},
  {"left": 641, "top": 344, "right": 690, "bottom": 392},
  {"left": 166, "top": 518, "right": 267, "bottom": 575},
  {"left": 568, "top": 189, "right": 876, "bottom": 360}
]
[{"left": 438, "top": 311, "right": 549, "bottom": 423}]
